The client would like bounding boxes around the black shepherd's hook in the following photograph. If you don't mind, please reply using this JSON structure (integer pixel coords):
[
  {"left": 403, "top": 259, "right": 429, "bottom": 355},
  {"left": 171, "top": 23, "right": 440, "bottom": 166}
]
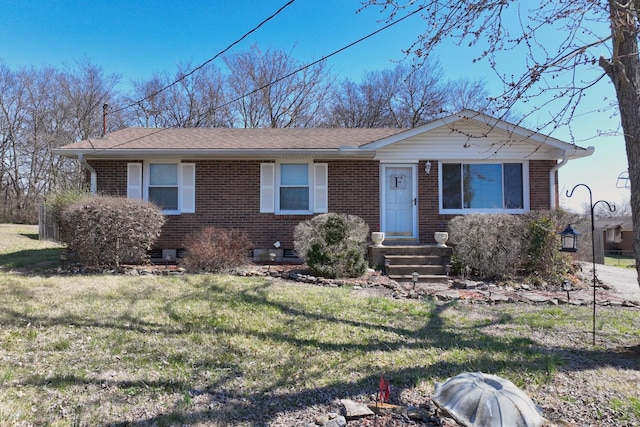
[{"left": 565, "top": 183, "right": 615, "bottom": 345}]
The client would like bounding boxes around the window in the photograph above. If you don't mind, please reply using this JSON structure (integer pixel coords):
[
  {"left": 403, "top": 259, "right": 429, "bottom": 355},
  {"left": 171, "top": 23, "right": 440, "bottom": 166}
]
[
  {"left": 260, "top": 161, "right": 328, "bottom": 214},
  {"left": 149, "top": 164, "right": 178, "bottom": 211},
  {"left": 127, "top": 162, "right": 195, "bottom": 214},
  {"left": 441, "top": 162, "right": 526, "bottom": 213},
  {"left": 280, "top": 163, "right": 310, "bottom": 211}
]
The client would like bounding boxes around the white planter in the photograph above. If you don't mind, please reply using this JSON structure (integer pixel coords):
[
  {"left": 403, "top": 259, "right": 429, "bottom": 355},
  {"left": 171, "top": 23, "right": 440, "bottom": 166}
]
[
  {"left": 434, "top": 231, "right": 449, "bottom": 247},
  {"left": 371, "top": 232, "right": 385, "bottom": 247}
]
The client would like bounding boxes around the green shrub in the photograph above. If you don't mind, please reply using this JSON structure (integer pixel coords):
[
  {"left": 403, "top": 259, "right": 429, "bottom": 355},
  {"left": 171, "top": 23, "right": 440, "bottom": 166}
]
[
  {"left": 45, "top": 189, "right": 91, "bottom": 221},
  {"left": 294, "top": 213, "right": 369, "bottom": 278},
  {"left": 524, "top": 214, "right": 571, "bottom": 283},
  {"left": 181, "top": 227, "right": 252, "bottom": 273},
  {"left": 60, "top": 196, "right": 165, "bottom": 267}
]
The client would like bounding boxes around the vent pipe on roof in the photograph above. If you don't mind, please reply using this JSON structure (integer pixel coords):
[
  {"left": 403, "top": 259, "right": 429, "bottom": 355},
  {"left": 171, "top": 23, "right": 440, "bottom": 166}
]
[{"left": 102, "top": 103, "right": 108, "bottom": 137}]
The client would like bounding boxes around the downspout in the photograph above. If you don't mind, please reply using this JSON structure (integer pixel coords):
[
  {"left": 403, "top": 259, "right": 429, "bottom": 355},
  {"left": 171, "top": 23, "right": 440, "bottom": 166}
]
[
  {"left": 78, "top": 153, "right": 97, "bottom": 195},
  {"left": 549, "top": 150, "right": 569, "bottom": 210}
]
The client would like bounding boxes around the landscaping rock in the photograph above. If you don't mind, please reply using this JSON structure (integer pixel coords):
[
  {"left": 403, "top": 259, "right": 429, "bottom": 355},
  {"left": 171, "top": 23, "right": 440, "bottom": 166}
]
[{"left": 340, "top": 399, "right": 374, "bottom": 419}]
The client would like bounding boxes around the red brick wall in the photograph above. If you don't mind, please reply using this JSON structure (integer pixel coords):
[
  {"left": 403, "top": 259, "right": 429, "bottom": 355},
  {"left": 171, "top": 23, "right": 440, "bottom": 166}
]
[
  {"left": 417, "top": 161, "right": 456, "bottom": 244},
  {"left": 530, "top": 159, "right": 557, "bottom": 210},
  {"left": 88, "top": 159, "right": 380, "bottom": 252},
  {"left": 87, "top": 158, "right": 556, "bottom": 250}
]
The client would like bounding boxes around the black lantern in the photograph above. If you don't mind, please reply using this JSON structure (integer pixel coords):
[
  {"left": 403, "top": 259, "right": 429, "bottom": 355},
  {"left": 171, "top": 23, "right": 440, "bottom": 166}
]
[{"left": 559, "top": 224, "right": 580, "bottom": 252}]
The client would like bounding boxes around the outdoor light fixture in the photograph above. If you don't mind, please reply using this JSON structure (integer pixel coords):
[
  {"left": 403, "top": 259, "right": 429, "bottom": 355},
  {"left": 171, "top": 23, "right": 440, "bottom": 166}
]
[
  {"left": 412, "top": 271, "right": 419, "bottom": 290},
  {"left": 273, "top": 240, "right": 281, "bottom": 249},
  {"left": 424, "top": 161, "right": 432, "bottom": 175},
  {"left": 559, "top": 224, "right": 580, "bottom": 252}
]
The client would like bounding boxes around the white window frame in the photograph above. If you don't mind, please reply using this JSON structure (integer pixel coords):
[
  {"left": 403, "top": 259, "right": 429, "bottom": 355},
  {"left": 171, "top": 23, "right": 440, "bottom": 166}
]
[
  {"left": 276, "top": 160, "right": 313, "bottom": 215},
  {"left": 127, "top": 160, "right": 195, "bottom": 215},
  {"left": 147, "top": 162, "right": 180, "bottom": 213},
  {"left": 260, "top": 160, "right": 328, "bottom": 215},
  {"left": 439, "top": 160, "right": 530, "bottom": 214}
]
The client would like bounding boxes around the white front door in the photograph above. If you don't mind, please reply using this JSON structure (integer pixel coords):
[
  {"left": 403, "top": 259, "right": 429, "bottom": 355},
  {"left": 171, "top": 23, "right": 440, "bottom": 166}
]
[{"left": 382, "top": 165, "right": 417, "bottom": 239}]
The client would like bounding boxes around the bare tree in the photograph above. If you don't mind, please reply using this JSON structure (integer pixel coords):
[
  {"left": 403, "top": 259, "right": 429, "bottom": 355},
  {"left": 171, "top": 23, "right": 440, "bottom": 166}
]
[
  {"left": 593, "top": 197, "right": 632, "bottom": 218},
  {"left": 323, "top": 61, "right": 491, "bottom": 128},
  {"left": 362, "top": 0, "right": 640, "bottom": 286},
  {"left": 390, "top": 62, "right": 448, "bottom": 127},
  {"left": 0, "top": 61, "right": 121, "bottom": 223},
  {"left": 223, "top": 46, "right": 332, "bottom": 128},
  {"left": 445, "top": 78, "right": 491, "bottom": 114},
  {"left": 127, "top": 63, "right": 230, "bottom": 128},
  {"left": 324, "top": 73, "right": 397, "bottom": 127}
]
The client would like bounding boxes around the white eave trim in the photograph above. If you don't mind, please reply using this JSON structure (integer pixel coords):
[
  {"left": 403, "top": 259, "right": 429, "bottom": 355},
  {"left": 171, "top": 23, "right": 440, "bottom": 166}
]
[
  {"left": 53, "top": 148, "right": 378, "bottom": 160},
  {"left": 361, "top": 110, "right": 588, "bottom": 155},
  {"left": 549, "top": 146, "right": 594, "bottom": 159}
]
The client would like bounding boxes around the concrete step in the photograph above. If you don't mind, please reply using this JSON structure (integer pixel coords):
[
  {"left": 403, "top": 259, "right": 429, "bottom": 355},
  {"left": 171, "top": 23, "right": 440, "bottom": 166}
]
[
  {"left": 389, "top": 274, "right": 450, "bottom": 283},
  {"left": 369, "top": 244, "right": 453, "bottom": 267},
  {"left": 384, "top": 255, "right": 442, "bottom": 266},
  {"left": 386, "top": 264, "right": 447, "bottom": 276}
]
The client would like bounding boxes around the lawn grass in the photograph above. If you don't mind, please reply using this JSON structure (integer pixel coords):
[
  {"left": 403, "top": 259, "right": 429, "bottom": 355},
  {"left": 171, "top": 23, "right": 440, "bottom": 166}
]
[
  {"left": 605, "top": 255, "right": 636, "bottom": 268},
  {"left": 0, "top": 225, "right": 639, "bottom": 426},
  {"left": 0, "top": 224, "right": 64, "bottom": 269}
]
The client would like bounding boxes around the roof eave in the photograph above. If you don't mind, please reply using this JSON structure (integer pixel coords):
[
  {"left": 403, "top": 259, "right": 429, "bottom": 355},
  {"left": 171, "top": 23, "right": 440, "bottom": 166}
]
[
  {"left": 53, "top": 148, "right": 378, "bottom": 160},
  {"left": 550, "top": 146, "right": 595, "bottom": 160}
]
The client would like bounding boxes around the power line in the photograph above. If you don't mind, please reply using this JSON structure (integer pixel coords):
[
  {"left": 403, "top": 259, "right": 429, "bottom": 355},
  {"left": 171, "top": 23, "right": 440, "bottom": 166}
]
[
  {"left": 88, "top": 4, "right": 427, "bottom": 151},
  {"left": 214, "top": 4, "right": 428, "bottom": 113},
  {"left": 112, "top": 0, "right": 297, "bottom": 115}
]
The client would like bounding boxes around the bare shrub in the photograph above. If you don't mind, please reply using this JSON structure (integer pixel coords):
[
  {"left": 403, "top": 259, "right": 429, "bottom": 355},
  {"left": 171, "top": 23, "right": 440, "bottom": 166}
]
[
  {"left": 294, "top": 213, "right": 369, "bottom": 278},
  {"left": 449, "top": 211, "right": 585, "bottom": 283},
  {"left": 181, "top": 227, "right": 252, "bottom": 273},
  {"left": 60, "top": 196, "right": 165, "bottom": 267},
  {"left": 448, "top": 214, "right": 525, "bottom": 279}
]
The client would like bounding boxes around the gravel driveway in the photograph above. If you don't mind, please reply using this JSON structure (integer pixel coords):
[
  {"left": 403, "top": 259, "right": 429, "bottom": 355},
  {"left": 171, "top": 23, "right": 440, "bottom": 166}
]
[{"left": 580, "top": 262, "right": 640, "bottom": 302}]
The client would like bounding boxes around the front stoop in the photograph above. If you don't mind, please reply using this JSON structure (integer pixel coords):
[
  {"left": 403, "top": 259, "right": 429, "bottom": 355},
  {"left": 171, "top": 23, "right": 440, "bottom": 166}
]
[{"left": 369, "top": 245, "right": 453, "bottom": 283}]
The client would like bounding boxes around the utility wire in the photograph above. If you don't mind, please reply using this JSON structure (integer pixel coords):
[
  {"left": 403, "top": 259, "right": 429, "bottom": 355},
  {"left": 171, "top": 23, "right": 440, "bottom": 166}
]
[
  {"left": 88, "top": 4, "right": 427, "bottom": 151},
  {"left": 213, "top": 3, "right": 428, "bottom": 113},
  {"left": 112, "top": 0, "right": 297, "bottom": 115}
]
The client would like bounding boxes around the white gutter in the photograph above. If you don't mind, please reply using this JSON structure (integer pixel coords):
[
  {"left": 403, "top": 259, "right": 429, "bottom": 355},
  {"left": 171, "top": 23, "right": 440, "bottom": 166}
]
[
  {"left": 549, "top": 150, "right": 569, "bottom": 210},
  {"left": 78, "top": 153, "right": 97, "bottom": 195}
]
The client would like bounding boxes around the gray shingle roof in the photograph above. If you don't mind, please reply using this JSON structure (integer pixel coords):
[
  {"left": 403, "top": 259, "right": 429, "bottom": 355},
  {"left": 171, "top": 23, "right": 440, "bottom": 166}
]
[{"left": 57, "top": 127, "right": 408, "bottom": 151}]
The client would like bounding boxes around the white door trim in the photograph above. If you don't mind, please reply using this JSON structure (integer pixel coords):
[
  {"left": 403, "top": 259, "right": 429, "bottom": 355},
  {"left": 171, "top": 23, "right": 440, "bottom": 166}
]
[{"left": 380, "top": 163, "right": 418, "bottom": 240}]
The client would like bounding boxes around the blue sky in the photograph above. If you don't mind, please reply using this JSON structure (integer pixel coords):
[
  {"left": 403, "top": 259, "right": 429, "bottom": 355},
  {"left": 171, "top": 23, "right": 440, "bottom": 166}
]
[{"left": 0, "top": 0, "right": 630, "bottom": 212}]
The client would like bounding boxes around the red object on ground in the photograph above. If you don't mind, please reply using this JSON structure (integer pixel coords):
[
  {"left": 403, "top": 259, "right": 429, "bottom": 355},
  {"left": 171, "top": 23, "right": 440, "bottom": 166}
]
[{"left": 379, "top": 375, "right": 390, "bottom": 403}]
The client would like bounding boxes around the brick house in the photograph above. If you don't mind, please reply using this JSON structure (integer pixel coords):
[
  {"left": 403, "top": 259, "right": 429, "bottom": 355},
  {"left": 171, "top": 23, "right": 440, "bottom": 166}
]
[{"left": 54, "top": 110, "right": 593, "bottom": 260}]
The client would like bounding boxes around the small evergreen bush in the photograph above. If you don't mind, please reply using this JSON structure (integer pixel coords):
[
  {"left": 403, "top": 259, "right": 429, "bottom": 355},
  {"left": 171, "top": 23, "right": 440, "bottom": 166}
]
[
  {"left": 294, "top": 213, "right": 369, "bottom": 279},
  {"left": 60, "top": 196, "right": 165, "bottom": 267},
  {"left": 181, "top": 227, "right": 252, "bottom": 273}
]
